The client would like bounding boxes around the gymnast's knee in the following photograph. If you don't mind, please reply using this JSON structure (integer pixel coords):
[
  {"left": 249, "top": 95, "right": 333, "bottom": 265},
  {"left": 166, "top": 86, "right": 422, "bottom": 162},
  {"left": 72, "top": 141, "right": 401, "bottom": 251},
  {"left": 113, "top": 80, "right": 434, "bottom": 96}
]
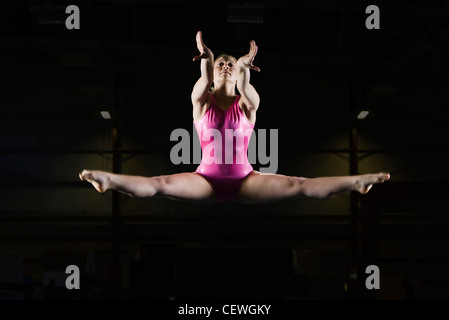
[
  {"left": 289, "top": 176, "right": 309, "bottom": 197},
  {"left": 153, "top": 175, "right": 171, "bottom": 196},
  {"left": 291, "top": 176, "right": 332, "bottom": 199}
]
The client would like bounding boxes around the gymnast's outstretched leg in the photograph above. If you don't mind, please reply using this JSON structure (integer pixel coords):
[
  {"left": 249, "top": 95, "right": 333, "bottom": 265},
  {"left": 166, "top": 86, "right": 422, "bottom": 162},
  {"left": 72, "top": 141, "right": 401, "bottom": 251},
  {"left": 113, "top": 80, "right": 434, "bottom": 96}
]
[
  {"left": 79, "top": 170, "right": 217, "bottom": 203},
  {"left": 235, "top": 172, "right": 390, "bottom": 204}
]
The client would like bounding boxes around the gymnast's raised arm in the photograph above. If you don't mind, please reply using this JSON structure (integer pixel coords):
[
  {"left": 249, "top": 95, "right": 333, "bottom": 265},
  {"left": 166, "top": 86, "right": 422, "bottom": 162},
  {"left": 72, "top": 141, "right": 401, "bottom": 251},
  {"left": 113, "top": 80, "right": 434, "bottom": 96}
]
[
  {"left": 236, "top": 40, "right": 260, "bottom": 123},
  {"left": 191, "top": 31, "right": 214, "bottom": 120}
]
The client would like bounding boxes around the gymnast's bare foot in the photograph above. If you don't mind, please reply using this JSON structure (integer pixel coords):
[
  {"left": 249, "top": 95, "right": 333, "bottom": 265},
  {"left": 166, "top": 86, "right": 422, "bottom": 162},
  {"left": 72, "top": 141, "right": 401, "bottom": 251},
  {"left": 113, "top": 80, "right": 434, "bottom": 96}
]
[
  {"left": 355, "top": 173, "right": 390, "bottom": 194},
  {"left": 79, "top": 170, "right": 111, "bottom": 193}
]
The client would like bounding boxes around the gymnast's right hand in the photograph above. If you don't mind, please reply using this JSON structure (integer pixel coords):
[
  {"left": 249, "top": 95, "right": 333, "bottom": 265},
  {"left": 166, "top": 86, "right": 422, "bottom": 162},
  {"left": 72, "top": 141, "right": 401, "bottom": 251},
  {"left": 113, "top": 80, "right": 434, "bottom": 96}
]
[{"left": 193, "top": 31, "right": 214, "bottom": 61}]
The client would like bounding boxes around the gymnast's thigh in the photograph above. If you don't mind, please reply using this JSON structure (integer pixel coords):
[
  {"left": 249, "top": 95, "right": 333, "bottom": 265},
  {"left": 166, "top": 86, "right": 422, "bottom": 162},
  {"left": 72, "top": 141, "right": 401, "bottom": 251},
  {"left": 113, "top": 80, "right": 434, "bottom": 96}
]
[
  {"left": 159, "top": 172, "right": 218, "bottom": 204},
  {"left": 235, "top": 171, "right": 306, "bottom": 204}
]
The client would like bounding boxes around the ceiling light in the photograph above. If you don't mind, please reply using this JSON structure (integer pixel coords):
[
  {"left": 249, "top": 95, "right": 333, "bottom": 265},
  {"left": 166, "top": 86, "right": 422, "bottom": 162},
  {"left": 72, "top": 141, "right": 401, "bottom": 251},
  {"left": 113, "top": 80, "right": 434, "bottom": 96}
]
[
  {"left": 357, "top": 111, "right": 370, "bottom": 119},
  {"left": 100, "top": 111, "right": 111, "bottom": 119}
]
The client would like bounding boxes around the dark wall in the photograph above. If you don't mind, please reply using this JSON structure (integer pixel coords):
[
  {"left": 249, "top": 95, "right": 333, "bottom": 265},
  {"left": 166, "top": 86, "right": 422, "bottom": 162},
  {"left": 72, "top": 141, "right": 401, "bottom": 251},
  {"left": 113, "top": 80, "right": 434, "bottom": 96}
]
[{"left": 1, "top": 0, "right": 449, "bottom": 302}]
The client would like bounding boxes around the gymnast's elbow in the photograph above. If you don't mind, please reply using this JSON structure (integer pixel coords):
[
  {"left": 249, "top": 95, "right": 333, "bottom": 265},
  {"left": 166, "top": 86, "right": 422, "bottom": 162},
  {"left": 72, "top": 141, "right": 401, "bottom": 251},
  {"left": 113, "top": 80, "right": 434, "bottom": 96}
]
[{"left": 238, "top": 90, "right": 260, "bottom": 111}]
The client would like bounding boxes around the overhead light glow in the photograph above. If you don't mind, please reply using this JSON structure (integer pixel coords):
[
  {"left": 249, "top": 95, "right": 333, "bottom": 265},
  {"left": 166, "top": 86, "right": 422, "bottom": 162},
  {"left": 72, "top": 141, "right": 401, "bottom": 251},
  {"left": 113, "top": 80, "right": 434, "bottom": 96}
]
[
  {"left": 100, "top": 111, "right": 111, "bottom": 119},
  {"left": 357, "top": 111, "right": 369, "bottom": 119}
]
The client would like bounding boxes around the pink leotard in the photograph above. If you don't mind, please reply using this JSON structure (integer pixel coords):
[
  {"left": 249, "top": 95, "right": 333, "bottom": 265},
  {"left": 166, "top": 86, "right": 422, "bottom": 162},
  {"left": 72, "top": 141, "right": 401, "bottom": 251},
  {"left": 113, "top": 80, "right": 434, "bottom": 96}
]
[{"left": 193, "top": 93, "right": 255, "bottom": 202}]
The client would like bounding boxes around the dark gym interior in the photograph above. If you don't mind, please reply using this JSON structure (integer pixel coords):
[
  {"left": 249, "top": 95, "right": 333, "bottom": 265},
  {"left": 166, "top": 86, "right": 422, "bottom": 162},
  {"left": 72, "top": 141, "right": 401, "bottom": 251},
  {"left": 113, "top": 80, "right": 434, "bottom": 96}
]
[{"left": 1, "top": 0, "right": 449, "bottom": 301}]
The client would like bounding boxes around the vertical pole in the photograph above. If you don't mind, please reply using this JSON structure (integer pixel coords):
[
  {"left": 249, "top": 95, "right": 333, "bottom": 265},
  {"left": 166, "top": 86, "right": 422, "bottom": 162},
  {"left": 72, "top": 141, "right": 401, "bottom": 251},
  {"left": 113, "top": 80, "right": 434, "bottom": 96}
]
[
  {"left": 348, "top": 83, "right": 362, "bottom": 299},
  {"left": 337, "top": 7, "right": 345, "bottom": 55},
  {"left": 112, "top": 74, "right": 120, "bottom": 299}
]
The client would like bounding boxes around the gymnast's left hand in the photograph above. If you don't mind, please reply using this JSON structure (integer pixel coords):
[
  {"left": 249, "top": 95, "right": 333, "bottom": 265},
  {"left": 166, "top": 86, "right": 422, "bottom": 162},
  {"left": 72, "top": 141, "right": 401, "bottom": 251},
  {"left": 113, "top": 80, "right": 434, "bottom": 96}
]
[{"left": 237, "top": 40, "right": 260, "bottom": 72}]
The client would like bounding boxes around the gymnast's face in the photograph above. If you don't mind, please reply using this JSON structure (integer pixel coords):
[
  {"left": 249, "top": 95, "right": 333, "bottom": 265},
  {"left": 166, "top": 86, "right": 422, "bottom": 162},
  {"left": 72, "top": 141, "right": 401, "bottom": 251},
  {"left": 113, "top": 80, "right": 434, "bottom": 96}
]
[{"left": 214, "top": 55, "right": 237, "bottom": 84}]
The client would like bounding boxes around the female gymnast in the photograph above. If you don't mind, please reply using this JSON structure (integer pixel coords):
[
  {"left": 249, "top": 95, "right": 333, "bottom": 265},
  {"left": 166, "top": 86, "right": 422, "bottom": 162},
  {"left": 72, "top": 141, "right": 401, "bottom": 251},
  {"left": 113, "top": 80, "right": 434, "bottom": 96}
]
[{"left": 79, "top": 31, "right": 390, "bottom": 204}]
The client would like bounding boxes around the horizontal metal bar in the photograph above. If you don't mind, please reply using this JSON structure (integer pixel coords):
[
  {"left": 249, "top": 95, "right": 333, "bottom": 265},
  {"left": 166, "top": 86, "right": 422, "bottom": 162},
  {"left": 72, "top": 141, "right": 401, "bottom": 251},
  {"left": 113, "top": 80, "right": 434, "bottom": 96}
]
[
  {"left": 0, "top": 235, "right": 354, "bottom": 242},
  {"left": 378, "top": 257, "right": 449, "bottom": 263},
  {"left": 2, "top": 148, "right": 449, "bottom": 155},
  {"left": 0, "top": 149, "right": 114, "bottom": 154},
  {"left": 0, "top": 214, "right": 352, "bottom": 224}
]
